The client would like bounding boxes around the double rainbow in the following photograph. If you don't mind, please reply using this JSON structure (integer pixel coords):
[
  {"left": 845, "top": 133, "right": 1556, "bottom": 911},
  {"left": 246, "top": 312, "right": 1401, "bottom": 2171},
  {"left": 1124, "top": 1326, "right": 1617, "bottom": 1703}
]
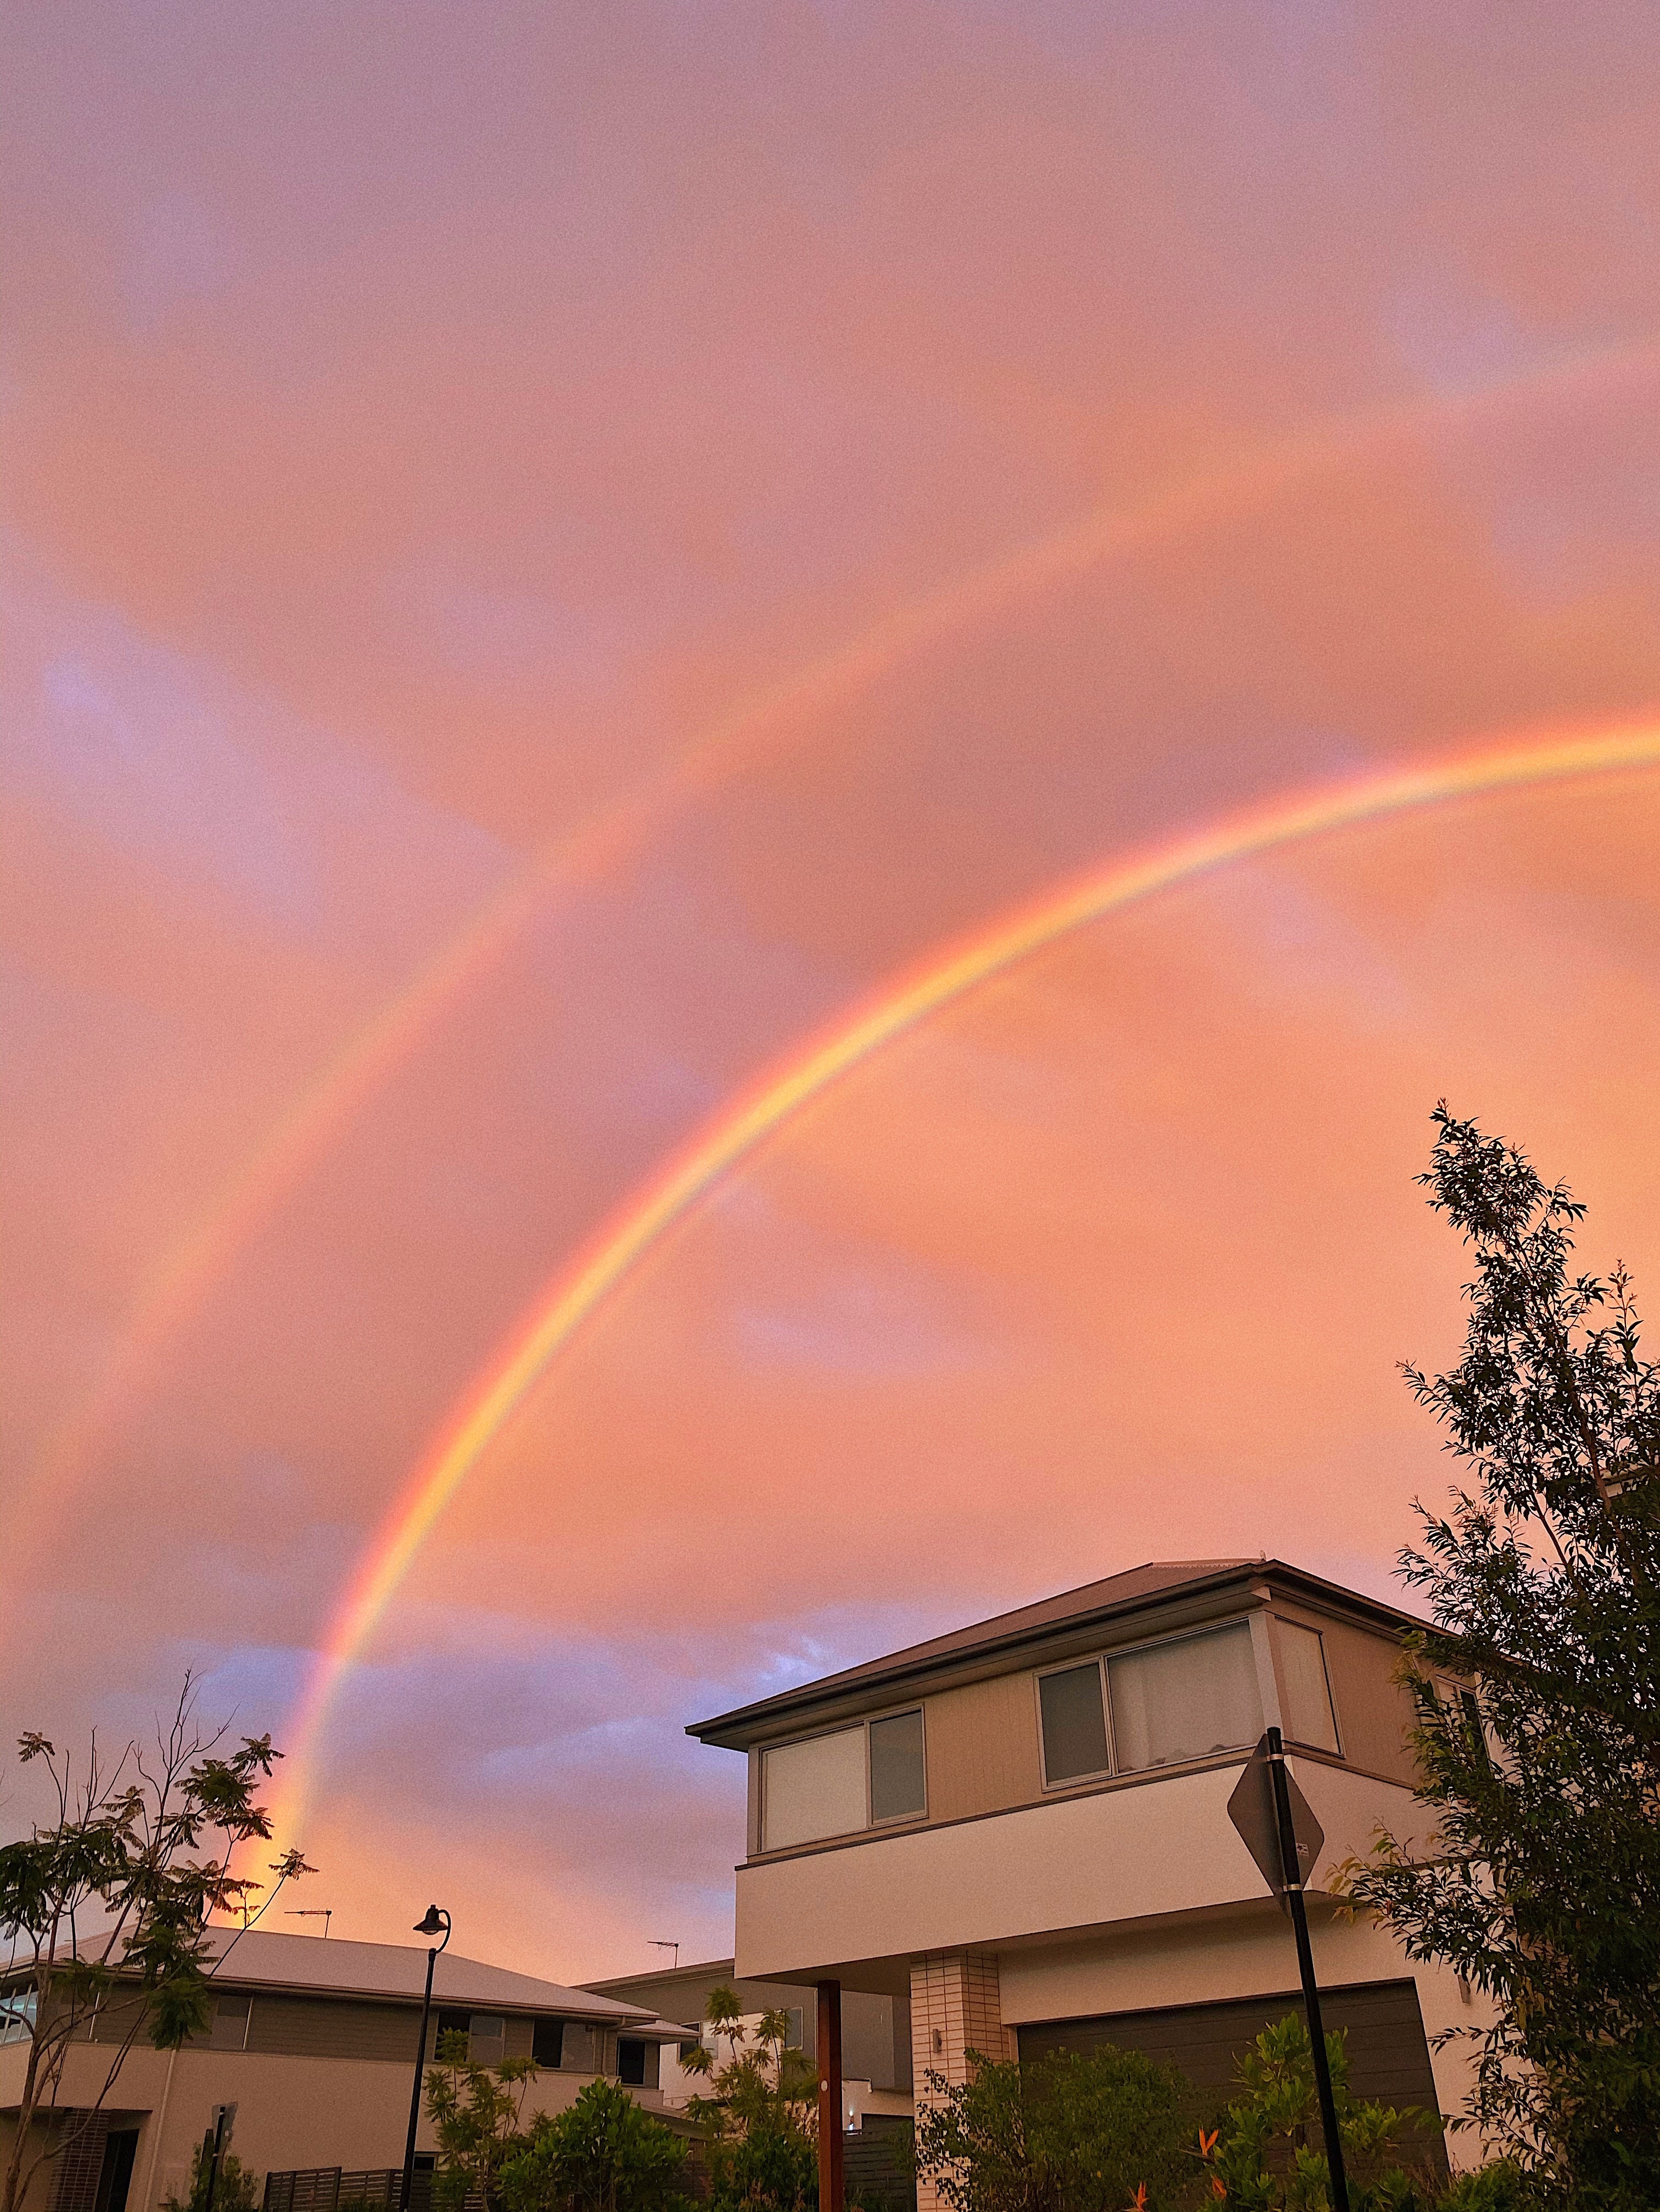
[
  {"left": 21, "top": 332, "right": 1657, "bottom": 1575},
  {"left": 268, "top": 712, "right": 1660, "bottom": 1849}
]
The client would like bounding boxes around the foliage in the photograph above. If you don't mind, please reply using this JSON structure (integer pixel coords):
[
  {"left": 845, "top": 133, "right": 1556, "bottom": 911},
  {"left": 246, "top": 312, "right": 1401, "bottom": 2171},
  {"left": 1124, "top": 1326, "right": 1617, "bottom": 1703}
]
[
  {"left": 913, "top": 2042, "right": 1193, "bottom": 2212},
  {"left": 0, "top": 1678, "right": 312, "bottom": 2212},
  {"left": 426, "top": 2030, "right": 540, "bottom": 2212},
  {"left": 680, "top": 1985, "right": 818, "bottom": 2212},
  {"left": 160, "top": 2134, "right": 262, "bottom": 2212},
  {"left": 1338, "top": 1109, "right": 1660, "bottom": 2208},
  {"left": 1428, "top": 2166, "right": 1524, "bottom": 2212},
  {"left": 498, "top": 2079, "right": 690, "bottom": 2212},
  {"left": 1196, "top": 2015, "right": 1435, "bottom": 2211}
]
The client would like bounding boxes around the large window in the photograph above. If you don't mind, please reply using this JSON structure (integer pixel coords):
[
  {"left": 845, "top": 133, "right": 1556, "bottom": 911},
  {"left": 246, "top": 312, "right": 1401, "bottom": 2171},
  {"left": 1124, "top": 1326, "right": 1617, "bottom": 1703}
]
[
  {"left": 1039, "top": 1622, "right": 1264, "bottom": 1787},
  {"left": 0, "top": 1988, "right": 35, "bottom": 2046},
  {"left": 762, "top": 1708, "right": 927, "bottom": 1850}
]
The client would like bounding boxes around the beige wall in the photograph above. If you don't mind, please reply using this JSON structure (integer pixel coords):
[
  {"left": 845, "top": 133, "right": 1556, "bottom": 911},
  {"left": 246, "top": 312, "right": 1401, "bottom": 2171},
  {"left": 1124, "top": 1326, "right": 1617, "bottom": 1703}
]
[
  {"left": 734, "top": 1755, "right": 1431, "bottom": 1986},
  {"left": 0, "top": 2035, "right": 668, "bottom": 2212},
  {"left": 921, "top": 1675, "right": 1043, "bottom": 1826}
]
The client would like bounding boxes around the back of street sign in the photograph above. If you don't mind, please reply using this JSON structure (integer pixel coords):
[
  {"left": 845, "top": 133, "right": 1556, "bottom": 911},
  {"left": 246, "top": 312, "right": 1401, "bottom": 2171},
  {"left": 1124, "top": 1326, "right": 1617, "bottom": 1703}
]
[{"left": 1227, "top": 1732, "right": 1326, "bottom": 1894}]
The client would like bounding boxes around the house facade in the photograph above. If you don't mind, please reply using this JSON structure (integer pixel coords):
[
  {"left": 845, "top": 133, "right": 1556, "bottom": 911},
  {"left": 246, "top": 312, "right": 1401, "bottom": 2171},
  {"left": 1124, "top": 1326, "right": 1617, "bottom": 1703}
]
[
  {"left": 688, "top": 1557, "right": 1492, "bottom": 2199},
  {"left": 582, "top": 1957, "right": 912, "bottom": 2126},
  {"left": 0, "top": 1930, "right": 688, "bottom": 2212}
]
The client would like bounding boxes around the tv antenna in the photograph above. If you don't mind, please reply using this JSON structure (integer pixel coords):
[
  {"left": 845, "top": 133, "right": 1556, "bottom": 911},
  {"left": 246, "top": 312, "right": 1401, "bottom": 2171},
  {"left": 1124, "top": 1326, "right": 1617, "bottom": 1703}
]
[
  {"left": 649, "top": 1941, "right": 679, "bottom": 1968},
  {"left": 287, "top": 1909, "right": 333, "bottom": 1937}
]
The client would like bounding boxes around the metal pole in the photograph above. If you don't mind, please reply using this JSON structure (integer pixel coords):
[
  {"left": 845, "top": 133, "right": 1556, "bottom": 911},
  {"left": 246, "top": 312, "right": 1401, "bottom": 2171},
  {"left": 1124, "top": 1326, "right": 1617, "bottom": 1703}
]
[
  {"left": 203, "top": 2109, "right": 228, "bottom": 2212},
  {"left": 1266, "top": 1727, "right": 1350, "bottom": 2212},
  {"left": 400, "top": 1946, "right": 439, "bottom": 2212},
  {"left": 816, "top": 1980, "right": 844, "bottom": 2212}
]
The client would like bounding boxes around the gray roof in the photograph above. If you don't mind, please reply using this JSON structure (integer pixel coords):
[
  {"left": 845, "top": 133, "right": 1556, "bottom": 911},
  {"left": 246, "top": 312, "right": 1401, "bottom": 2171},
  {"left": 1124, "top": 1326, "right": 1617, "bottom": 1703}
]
[
  {"left": 689, "top": 1557, "right": 1423, "bottom": 1745},
  {"left": 195, "top": 1928, "right": 656, "bottom": 2022}
]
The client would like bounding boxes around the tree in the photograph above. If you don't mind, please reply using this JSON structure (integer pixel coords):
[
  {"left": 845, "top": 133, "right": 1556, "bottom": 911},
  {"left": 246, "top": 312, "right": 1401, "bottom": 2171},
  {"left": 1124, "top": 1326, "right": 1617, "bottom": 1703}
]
[
  {"left": 680, "top": 1987, "right": 818, "bottom": 2212},
  {"left": 424, "top": 2030, "right": 539, "bottom": 2212},
  {"left": 0, "top": 1680, "right": 312, "bottom": 2212},
  {"left": 1341, "top": 1108, "right": 1660, "bottom": 2207},
  {"left": 159, "top": 2131, "right": 262, "bottom": 2212},
  {"left": 912, "top": 2042, "right": 1193, "bottom": 2212},
  {"left": 498, "top": 2079, "right": 690, "bottom": 2212},
  {"left": 1196, "top": 2015, "right": 1436, "bottom": 2211}
]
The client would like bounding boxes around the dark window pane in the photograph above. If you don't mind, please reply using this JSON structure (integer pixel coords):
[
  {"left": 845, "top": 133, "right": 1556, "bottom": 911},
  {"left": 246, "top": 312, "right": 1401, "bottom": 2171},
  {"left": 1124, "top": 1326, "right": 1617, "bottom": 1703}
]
[
  {"left": 618, "top": 2036, "right": 647, "bottom": 2085},
  {"left": 1040, "top": 1663, "right": 1109, "bottom": 1782},
  {"left": 868, "top": 1710, "right": 926, "bottom": 1822},
  {"left": 532, "top": 2017, "right": 564, "bottom": 2068}
]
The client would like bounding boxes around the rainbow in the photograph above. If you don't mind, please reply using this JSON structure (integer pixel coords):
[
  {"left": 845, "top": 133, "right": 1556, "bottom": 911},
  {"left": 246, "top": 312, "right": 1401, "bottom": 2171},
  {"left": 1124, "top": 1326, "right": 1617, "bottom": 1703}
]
[
  {"left": 18, "top": 332, "right": 1659, "bottom": 1594},
  {"left": 268, "top": 712, "right": 1660, "bottom": 1849}
]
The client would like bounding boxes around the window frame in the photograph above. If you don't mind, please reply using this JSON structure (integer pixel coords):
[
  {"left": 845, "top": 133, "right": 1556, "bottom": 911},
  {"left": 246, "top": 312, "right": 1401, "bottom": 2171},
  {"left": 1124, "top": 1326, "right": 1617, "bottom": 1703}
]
[
  {"left": 1272, "top": 1616, "right": 1344, "bottom": 1758},
  {"left": 759, "top": 1700, "right": 928, "bottom": 1852},
  {"left": 1034, "top": 1655, "right": 1113, "bottom": 1789},
  {"left": 1035, "top": 1613, "right": 1266, "bottom": 1793},
  {"left": 866, "top": 1702, "right": 928, "bottom": 1828}
]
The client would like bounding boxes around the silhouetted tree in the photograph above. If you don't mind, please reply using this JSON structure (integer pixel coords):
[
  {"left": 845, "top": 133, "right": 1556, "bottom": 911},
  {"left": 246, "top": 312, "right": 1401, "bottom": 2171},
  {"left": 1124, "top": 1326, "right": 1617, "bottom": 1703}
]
[
  {"left": 1343, "top": 1108, "right": 1660, "bottom": 2208},
  {"left": 0, "top": 1679, "right": 311, "bottom": 2212}
]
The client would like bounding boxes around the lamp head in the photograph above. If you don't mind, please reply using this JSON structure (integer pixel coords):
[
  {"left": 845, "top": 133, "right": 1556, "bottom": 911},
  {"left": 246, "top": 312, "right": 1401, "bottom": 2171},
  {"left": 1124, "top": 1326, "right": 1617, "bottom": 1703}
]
[{"left": 413, "top": 1906, "right": 450, "bottom": 1938}]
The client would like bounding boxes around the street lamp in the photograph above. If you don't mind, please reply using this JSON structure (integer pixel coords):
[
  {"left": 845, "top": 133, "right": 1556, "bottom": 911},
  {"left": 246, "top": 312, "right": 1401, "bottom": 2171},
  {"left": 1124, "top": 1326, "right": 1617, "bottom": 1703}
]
[{"left": 401, "top": 1908, "right": 451, "bottom": 2212}]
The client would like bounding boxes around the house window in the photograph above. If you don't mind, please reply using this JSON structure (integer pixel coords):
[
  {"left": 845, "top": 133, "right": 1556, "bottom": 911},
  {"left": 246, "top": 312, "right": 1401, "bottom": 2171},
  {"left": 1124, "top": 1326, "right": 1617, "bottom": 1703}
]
[
  {"left": 763, "top": 1727, "right": 867, "bottom": 1850},
  {"left": 208, "top": 1992, "right": 251, "bottom": 2050},
  {"left": 468, "top": 2015, "right": 506, "bottom": 2065},
  {"left": 532, "top": 2017, "right": 564, "bottom": 2068},
  {"left": 1038, "top": 1663, "right": 1111, "bottom": 1783},
  {"left": 1108, "top": 1622, "right": 1262, "bottom": 1770},
  {"left": 1277, "top": 1621, "right": 1340, "bottom": 1754},
  {"left": 1040, "top": 1622, "right": 1265, "bottom": 1788},
  {"left": 761, "top": 1709, "right": 927, "bottom": 1851},
  {"left": 0, "top": 1988, "right": 35, "bottom": 2045},
  {"left": 869, "top": 1710, "right": 926, "bottom": 1823},
  {"left": 436, "top": 2009, "right": 470, "bottom": 2059},
  {"left": 618, "top": 2036, "right": 647, "bottom": 2086}
]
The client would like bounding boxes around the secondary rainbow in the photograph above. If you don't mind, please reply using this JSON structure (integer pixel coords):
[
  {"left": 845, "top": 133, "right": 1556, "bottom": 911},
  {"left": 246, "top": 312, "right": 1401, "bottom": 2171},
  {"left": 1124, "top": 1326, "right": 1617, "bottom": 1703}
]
[
  {"left": 20, "top": 332, "right": 1658, "bottom": 1605},
  {"left": 267, "top": 712, "right": 1660, "bottom": 1851}
]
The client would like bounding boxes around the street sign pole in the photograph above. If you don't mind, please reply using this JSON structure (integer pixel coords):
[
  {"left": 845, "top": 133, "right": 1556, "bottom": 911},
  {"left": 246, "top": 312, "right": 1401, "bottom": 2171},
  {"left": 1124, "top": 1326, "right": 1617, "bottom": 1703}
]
[{"left": 1264, "top": 1726, "right": 1350, "bottom": 2212}]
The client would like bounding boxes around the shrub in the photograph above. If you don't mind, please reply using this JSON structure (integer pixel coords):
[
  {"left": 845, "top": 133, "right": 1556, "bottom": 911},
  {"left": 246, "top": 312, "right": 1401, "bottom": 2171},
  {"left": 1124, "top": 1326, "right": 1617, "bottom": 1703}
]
[
  {"left": 914, "top": 2043, "right": 1193, "bottom": 2212},
  {"left": 499, "top": 2079, "right": 690, "bottom": 2212}
]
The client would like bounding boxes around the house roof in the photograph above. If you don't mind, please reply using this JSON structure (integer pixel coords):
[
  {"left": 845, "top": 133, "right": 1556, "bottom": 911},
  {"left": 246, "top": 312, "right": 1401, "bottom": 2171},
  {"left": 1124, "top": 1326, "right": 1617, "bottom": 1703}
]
[
  {"left": 688, "top": 1557, "right": 1425, "bottom": 1747},
  {"left": 187, "top": 1928, "right": 660, "bottom": 2024}
]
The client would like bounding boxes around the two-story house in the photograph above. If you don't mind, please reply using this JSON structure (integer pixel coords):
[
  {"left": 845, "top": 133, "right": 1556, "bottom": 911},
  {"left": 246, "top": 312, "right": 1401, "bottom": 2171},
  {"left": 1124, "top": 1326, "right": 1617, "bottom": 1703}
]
[{"left": 689, "top": 1557, "right": 1489, "bottom": 2199}]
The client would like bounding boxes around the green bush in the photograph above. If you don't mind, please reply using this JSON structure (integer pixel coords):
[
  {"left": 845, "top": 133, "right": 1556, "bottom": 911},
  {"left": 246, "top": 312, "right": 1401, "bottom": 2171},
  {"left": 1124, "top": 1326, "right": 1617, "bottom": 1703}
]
[
  {"left": 914, "top": 2042, "right": 1193, "bottom": 2212},
  {"left": 1198, "top": 2015, "right": 1443, "bottom": 2211},
  {"left": 498, "top": 2079, "right": 690, "bottom": 2212},
  {"left": 160, "top": 2141, "right": 260, "bottom": 2212}
]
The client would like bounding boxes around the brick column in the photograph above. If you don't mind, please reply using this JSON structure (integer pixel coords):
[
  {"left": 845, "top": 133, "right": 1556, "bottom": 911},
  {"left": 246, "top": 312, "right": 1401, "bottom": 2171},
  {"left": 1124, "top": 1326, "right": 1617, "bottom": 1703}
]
[{"left": 910, "top": 1953, "right": 1015, "bottom": 2212}]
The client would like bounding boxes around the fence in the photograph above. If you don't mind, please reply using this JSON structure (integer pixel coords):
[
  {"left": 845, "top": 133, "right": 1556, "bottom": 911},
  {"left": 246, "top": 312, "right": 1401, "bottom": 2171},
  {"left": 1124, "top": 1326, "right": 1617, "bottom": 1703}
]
[{"left": 262, "top": 2171, "right": 431, "bottom": 2212}]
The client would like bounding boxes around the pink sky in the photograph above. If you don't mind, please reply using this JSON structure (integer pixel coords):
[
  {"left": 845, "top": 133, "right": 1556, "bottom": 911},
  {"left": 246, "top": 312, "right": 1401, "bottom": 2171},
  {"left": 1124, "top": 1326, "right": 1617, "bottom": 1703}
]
[{"left": 4, "top": 1, "right": 1659, "bottom": 1980}]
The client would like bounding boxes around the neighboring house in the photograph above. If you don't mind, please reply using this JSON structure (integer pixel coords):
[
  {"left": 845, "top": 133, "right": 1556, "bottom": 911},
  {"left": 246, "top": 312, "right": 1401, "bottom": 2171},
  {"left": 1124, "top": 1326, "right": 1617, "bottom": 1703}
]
[
  {"left": 0, "top": 1929, "right": 689, "bottom": 2212},
  {"left": 582, "top": 1959, "right": 911, "bottom": 2125},
  {"left": 688, "top": 1558, "right": 1495, "bottom": 2200}
]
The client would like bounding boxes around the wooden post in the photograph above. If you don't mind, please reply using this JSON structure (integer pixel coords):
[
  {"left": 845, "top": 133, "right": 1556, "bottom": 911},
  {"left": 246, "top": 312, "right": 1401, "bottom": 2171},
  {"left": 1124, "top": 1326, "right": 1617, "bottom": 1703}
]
[{"left": 816, "top": 1980, "right": 844, "bottom": 2212}]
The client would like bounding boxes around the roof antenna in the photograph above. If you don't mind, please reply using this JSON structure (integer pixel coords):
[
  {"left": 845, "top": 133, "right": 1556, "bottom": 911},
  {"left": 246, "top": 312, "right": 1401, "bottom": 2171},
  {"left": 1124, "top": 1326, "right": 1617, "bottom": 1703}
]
[
  {"left": 286, "top": 1908, "right": 333, "bottom": 1937},
  {"left": 649, "top": 1940, "right": 679, "bottom": 1968}
]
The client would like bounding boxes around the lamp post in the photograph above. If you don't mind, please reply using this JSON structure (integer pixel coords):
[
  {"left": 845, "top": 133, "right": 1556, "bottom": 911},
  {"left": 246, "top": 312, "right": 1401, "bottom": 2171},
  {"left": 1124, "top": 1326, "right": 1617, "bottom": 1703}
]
[{"left": 401, "top": 1907, "right": 451, "bottom": 2212}]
